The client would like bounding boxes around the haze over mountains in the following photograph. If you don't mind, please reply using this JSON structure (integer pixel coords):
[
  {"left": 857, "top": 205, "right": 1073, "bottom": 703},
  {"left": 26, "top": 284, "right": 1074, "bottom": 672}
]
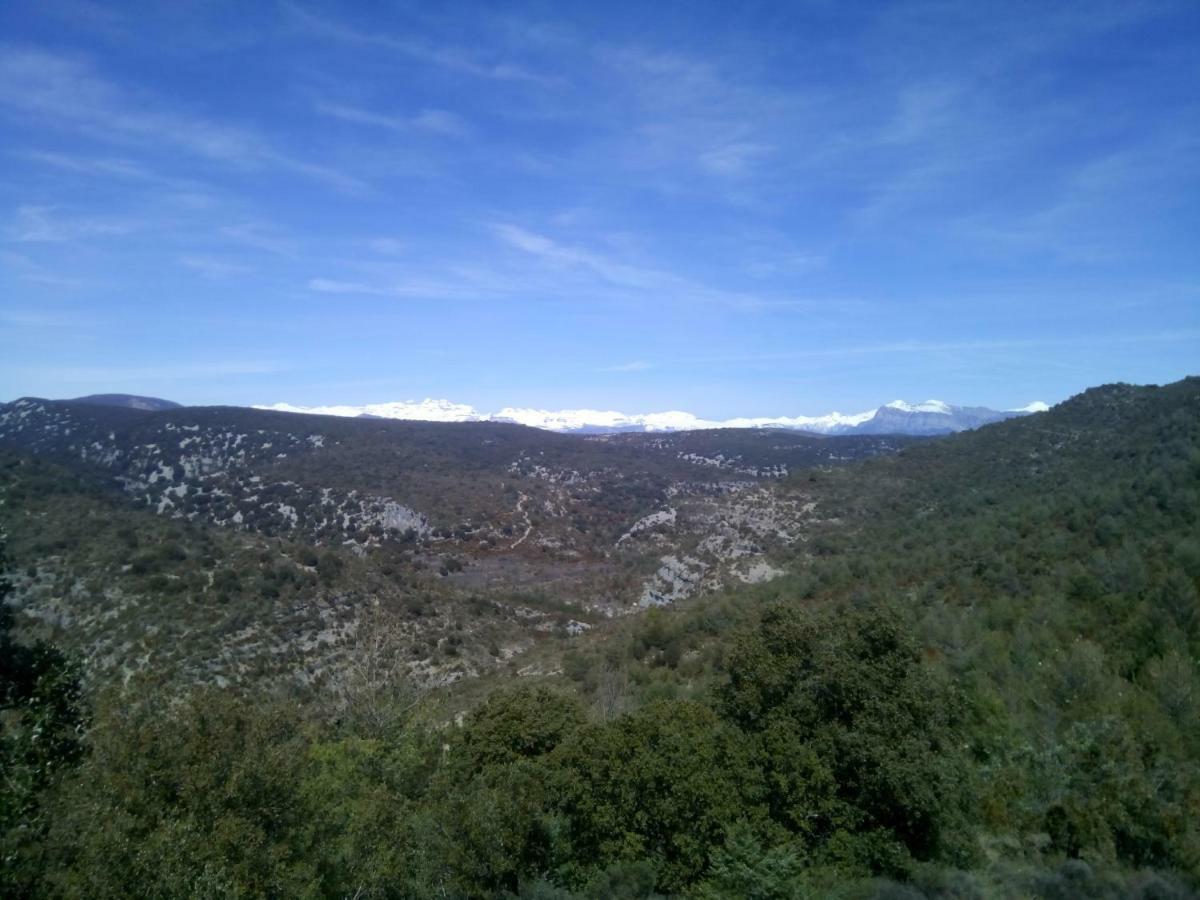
[{"left": 256, "top": 397, "right": 1051, "bottom": 436}]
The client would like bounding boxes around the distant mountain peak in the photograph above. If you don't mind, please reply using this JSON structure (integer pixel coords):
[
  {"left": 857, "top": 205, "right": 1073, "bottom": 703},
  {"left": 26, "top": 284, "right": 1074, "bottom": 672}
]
[
  {"left": 884, "top": 399, "right": 952, "bottom": 414},
  {"left": 69, "top": 394, "right": 181, "bottom": 412},
  {"left": 254, "top": 396, "right": 1050, "bottom": 436},
  {"left": 260, "top": 399, "right": 484, "bottom": 423}
]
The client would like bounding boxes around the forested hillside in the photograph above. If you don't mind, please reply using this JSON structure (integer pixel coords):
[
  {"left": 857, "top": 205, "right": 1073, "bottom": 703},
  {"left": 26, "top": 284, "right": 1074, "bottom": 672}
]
[{"left": 2, "top": 378, "right": 1198, "bottom": 898}]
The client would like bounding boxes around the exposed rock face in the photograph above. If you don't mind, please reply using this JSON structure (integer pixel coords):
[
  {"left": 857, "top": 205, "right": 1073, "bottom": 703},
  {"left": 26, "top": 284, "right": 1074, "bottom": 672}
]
[
  {"left": 375, "top": 502, "right": 430, "bottom": 536},
  {"left": 852, "top": 404, "right": 1025, "bottom": 435},
  {"left": 639, "top": 555, "right": 707, "bottom": 607},
  {"left": 617, "top": 508, "right": 676, "bottom": 545}
]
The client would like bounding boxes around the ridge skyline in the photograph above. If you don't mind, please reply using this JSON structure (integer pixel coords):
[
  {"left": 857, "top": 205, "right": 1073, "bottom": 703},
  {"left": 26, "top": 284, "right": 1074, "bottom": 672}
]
[{"left": 254, "top": 395, "right": 1052, "bottom": 435}]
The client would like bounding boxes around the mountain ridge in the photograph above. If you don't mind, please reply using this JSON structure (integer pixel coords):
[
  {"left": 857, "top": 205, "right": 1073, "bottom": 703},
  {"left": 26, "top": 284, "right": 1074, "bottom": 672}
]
[
  {"left": 5, "top": 394, "right": 1050, "bottom": 436},
  {"left": 256, "top": 396, "right": 1050, "bottom": 435}
]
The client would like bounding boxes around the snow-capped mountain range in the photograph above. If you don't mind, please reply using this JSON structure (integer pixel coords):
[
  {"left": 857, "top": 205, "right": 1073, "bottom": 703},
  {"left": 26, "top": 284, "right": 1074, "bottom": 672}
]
[{"left": 255, "top": 398, "right": 1051, "bottom": 436}]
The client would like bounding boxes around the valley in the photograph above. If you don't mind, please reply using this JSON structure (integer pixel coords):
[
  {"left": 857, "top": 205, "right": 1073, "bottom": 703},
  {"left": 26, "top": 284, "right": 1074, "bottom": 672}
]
[{"left": 0, "top": 397, "right": 914, "bottom": 691}]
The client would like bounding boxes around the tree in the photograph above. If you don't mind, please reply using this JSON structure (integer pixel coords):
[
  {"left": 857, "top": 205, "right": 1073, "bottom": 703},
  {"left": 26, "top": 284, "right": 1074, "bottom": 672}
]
[
  {"left": 718, "top": 603, "right": 973, "bottom": 875},
  {"left": 327, "top": 608, "right": 421, "bottom": 740},
  {"left": 548, "top": 700, "right": 761, "bottom": 893},
  {"left": 36, "top": 690, "right": 322, "bottom": 898},
  {"left": 458, "top": 685, "right": 585, "bottom": 772},
  {"left": 0, "top": 539, "right": 88, "bottom": 893}
]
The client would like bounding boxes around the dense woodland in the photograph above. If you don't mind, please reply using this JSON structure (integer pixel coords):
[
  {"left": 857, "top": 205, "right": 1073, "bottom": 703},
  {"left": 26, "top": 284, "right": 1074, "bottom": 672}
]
[{"left": 2, "top": 378, "right": 1199, "bottom": 898}]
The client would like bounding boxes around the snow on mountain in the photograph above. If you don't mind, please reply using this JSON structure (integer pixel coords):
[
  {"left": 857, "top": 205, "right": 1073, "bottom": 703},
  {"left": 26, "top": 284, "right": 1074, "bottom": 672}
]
[
  {"left": 492, "top": 407, "right": 699, "bottom": 432},
  {"left": 884, "top": 399, "right": 953, "bottom": 414},
  {"left": 715, "top": 409, "right": 878, "bottom": 431},
  {"left": 255, "top": 397, "right": 1048, "bottom": 435},
  {"left": 258, "top": 399, "right": 484, "bottom": 422}
]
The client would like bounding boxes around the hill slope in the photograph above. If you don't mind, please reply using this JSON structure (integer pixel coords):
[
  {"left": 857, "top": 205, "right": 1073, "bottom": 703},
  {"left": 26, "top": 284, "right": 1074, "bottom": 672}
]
[
  {"left": 0, "top": 398, "right": 917, "bottom": 689},
  {"left": 2, "top": 378, "right": 1198, "bottom": 897}
]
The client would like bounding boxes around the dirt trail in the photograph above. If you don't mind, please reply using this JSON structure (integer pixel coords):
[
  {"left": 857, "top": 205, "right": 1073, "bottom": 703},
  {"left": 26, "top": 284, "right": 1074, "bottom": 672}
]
[{"left": 509, "top": 492, "right": 533, "bottom": 548}]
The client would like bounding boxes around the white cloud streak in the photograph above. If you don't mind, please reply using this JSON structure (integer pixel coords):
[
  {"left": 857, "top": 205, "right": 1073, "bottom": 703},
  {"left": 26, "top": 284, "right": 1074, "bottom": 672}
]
[
  {"left": 220, "top": 223, "right": 296, "bottom": 257},
  {"left": 6, "top": 204, "right": 138, "bottom": 243},
  {"left": 490, "top": 222, "right": 790, "bottom": 309},
  {"left": 179, "top": 256, "right": 251, "bottom": 279},
  {"left": 0, "top": 46, "right": 365, "bottom": 192},
  {"left": 306, "top": 221, "right": 835, "bottom": 311},
  {"left": 284, "top": 3, "right": 555, "bottom": 84},
  {"left": 315, "top": 101, "right": 468, "bottom": 136}
]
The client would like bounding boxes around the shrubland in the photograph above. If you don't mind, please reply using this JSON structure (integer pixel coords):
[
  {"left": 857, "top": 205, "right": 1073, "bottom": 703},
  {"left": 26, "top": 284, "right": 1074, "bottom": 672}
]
[{"left": 2, "top": 378, "right": 1198, "bottom": 897}]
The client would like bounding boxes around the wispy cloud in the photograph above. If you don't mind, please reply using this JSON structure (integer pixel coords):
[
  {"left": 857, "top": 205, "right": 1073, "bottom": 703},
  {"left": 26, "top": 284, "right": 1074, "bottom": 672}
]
[
  {"left": 490, "top": 222, "right": 788, "bottom": 310},
  {"left": 36, "top": 0, "right": 131, "bottom": 39},
  {"left": 0, "top": 46, "right": 365, "bottom": 192},
  {"left": 744, "top": 252, "right": 826, "bottom": 279},
  {"left": 880, "top": 82, "right": 965, "bottom": 145},
  {"left": 308, "top": 278, "right": 383, "bottom": 295},
  {"left": 6, "top": 204, "right": 138, "bottom": 243},
  {"left": 950, "top": 131, "right": 1200, "bottom": 263},
  {"left": 15, "top": 148, "right": 225, "bottom": 205},
  {"left": 593, "top": 46, "right": 800, "bottom": 189},
  {"left": 179, "top": 255, "right": 251, "bottom": 279},
  {"left": 0, "top": 2, "right": 1192, "bottom": 413},
  {"left": 220, "top": 223, "right": 296, "bottom": 256},
  {"left": 284, "top": 3, "right": 555, "bottom": 84},
  {"left": 367, "top": 238, "right": 405, "bottom": 255},
  {"left": 315, "top": 101, "right": 468, "bottom": 136},
  {"left": 491, "top": 222, "right": 674, "bottom": 290},
  {"left": 0, "top": 306, "right": 92, "bottom": 328},
  {"left": 0, "top": 249, "right": 85, "bottom": 288},
  {"left": 17, "top": 149, "right": 154, "bottom": 179},
  {"left": 697, "top": 141, "right": 774, "bottom": 177},
  {"left": 307, "top": 273, "right": 509, "bottom": 301}
]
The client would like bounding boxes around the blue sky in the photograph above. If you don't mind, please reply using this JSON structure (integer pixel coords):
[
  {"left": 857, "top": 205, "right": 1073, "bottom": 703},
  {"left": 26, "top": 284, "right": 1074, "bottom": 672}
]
[{"left": 1, "top": 1, "right": 1197, "bottom": 416}]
